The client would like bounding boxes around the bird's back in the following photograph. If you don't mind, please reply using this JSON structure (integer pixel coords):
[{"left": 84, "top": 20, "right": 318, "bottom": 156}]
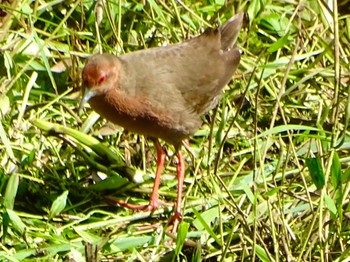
[{"left": 118, "top": 13, "right": 243, "bottom": 131}]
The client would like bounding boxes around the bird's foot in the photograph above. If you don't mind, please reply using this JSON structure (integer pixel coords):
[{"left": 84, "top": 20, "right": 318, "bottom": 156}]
[
  {"left": 168, "top": 211, "right": 182, "bottom": 233},
  {"left": 105, "top": 195, "right": 169, "bottom": 211},
  {"left": 116, "top": 200, "right": 158, "bottom": 211}
]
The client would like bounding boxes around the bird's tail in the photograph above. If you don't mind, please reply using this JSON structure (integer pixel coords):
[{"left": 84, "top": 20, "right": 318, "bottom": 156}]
[{"left": 219, "top": 12, "right": 244, "bottom": 50}]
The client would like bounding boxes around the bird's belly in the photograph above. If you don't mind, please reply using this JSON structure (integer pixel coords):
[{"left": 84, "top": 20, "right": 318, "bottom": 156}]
[{"left": 89, "top": 95, "right": 195, "bottom": 146}]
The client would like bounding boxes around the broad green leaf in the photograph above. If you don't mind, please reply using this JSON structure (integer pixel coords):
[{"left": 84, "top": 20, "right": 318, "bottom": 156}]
[
  {"left": 175, "top": 221, "right": 189, "bottom": 258},
  {"left": 110, "top": 236, "right": 156, "bottom": 252},
  {"left": 192, "top": 207, "right": 222, "bottom": 246},
  {"left": 192, "top": 206, "right": 220, "bottom": 230},
  {"left": 4, "top": 174, "right": 19, "bottom": 210},
  {"left": 255, "top": 243, "right": 272, "bottom": 262},
  {"left": 247, "top": 0, "right": 265, "bottom": 23},
  {"left": 306, "top": 156, "right": 325, "bottom": 190},
  {"left": 241, "top": 180, "right": 255, "bottom": 204},
  {"left": 6, "top": 209, "right": 25, "bottom": 234},
  {"left": 324, "top": 194, "right": 337, "bottom": 216},
  {"left": 49, "top": 190, "right": 69, "bottom": 219},
  {"left": 247, "top": 236, "right": 273, "bottom": 262}
]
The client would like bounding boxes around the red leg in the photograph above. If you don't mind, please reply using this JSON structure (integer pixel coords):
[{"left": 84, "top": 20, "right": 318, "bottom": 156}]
[
  {"left": 111, "top": 139, "right": 166, "bottom": 211},
  {"left": 170, "top": 151, "right": 185, "bottom": 232},
  {"left": 147, "top": 139, "right": 166, "bottom": 209}
]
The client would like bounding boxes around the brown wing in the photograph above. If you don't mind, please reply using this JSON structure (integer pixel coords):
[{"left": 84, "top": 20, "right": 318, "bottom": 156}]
[{"left": 116, "top": 13, "right": 242, "bottom": 136}]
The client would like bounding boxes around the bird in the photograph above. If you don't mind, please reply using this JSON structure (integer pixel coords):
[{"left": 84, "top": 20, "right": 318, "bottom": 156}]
[{"left": 79, "top": 12, "right": 243, "bottom": 231}]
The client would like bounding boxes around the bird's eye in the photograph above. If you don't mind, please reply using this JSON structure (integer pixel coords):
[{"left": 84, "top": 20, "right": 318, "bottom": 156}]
[{"left": 98, "top": 75, "right": 106, "bottom": 84}]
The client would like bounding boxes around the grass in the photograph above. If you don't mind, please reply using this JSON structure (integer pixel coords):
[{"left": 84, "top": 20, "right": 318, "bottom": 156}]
[{"left": 1, "top": 0, "right": 350, "bottom": 261}]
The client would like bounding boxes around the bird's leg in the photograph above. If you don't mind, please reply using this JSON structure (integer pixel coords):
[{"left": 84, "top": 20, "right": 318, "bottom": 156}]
[
  {"left": 111, "top": 139, "right": 166, "bottom": 211},
  {"left": 147, "top": 139, "right": 166, "bottom": 210},
  {"left": 170, "top": 151, "right": 185, "bottom": 232},
  {"left": 109, "top": 141, "right": 186, "bottom": 233}
]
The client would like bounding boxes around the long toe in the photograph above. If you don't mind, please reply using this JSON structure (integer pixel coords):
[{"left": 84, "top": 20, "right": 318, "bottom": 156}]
[
  {"left": 169, "top": 211, "right": 182, "bottom": 233},
  {"left": 105, "top": 195, "right": 170, "bottom": 211}
]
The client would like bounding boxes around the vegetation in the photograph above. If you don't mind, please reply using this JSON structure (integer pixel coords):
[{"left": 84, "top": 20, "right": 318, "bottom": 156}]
[{"left": 0, "top": 0, "right": 349, "bottom": 261}]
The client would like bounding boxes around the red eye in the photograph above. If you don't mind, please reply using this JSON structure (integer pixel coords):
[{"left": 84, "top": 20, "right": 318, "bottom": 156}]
[{"left": 98, "top": 75, "right": 106, "bottom": 84}]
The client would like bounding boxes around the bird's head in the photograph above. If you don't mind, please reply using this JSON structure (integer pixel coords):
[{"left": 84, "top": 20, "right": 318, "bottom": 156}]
[{"left": 79, "top": 54, "right": 121, "bottom": 111}]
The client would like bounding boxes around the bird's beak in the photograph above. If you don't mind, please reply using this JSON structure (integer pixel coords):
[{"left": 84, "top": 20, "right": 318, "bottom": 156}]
[{"left": 79, "top": 87, "right": 95, "bottom": 112}]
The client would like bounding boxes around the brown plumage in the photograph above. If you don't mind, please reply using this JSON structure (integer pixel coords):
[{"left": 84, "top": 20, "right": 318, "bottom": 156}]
[{"left": 80, "top": 12, "right": 243, "bottom": 231}]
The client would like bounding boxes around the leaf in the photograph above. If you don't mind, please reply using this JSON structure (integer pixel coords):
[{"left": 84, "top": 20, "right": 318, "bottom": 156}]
[
  {"left": 110, "top": 236, "right": 156, "bottom": 252},
  {"left": 192, "top": 206, "right": 220, "bottom": 231},
  {"left": 246, "top": 236, "right": 272, "bottom": 262},
  {"left": 255, "top": 243, "right": 272, "bottom": 262},
  {"left": 175, "top": 221, "right": 189, "bottom": 258},
  {"left": 75, "top": 229, "right": 102, "bottom": 245},
  {"left": 192, "top": 242, "right": 202, "bottom": 262},
  {"left": 331, "top": 151, "right": 343, "bottom": 219},
  {"left": 324, "top": 194, "right": 337, "bottom": 216},
  {"left": 6, "top": 209, "right": 26, "bottom": 234},
  {"left": 89, "top": 175, "right": 129, "bottom": 191},
  {"left": 268, "top": 34, "right": 290, "bottom": 53},
  {"left": 306, "top": 156, "right": 325, "bottom": 190},
  {"left": 2, "top": 211, "right": 10, "bottom": 241},
  {"left": 260, "top": 13, "right": 291, "bottom": 36},
  {"left": 192, "top": 207, "right": 222, "bottom": 246},
  {"left": 49, "top": 190, "right": 69, "bottom": 219},
  {"left": 240, "top": 180, "right": 255, "bottom": 204},
  {"left": 247, "top": 0, "right": 265, "bottom": 23},
  {"left": 0, "top": 120, "right": 15, "bottom": 161},
  {"left": 331, "top": 151, "right": 341, "bottom": 189},
  {"left": 4, "top": 174, "right": 19, "bottom": 210},
  {"left": 33, "top": 119, "right": 122, "bottom": 164},
  {"left": 257, "top": 125, "right": 320, "bottom": 138},
  {"left": 343, "top": 167, "right": 350, "bottom": 184},
  {"left": 0, "top": 94, "right": 10, "bottom": 117}
]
